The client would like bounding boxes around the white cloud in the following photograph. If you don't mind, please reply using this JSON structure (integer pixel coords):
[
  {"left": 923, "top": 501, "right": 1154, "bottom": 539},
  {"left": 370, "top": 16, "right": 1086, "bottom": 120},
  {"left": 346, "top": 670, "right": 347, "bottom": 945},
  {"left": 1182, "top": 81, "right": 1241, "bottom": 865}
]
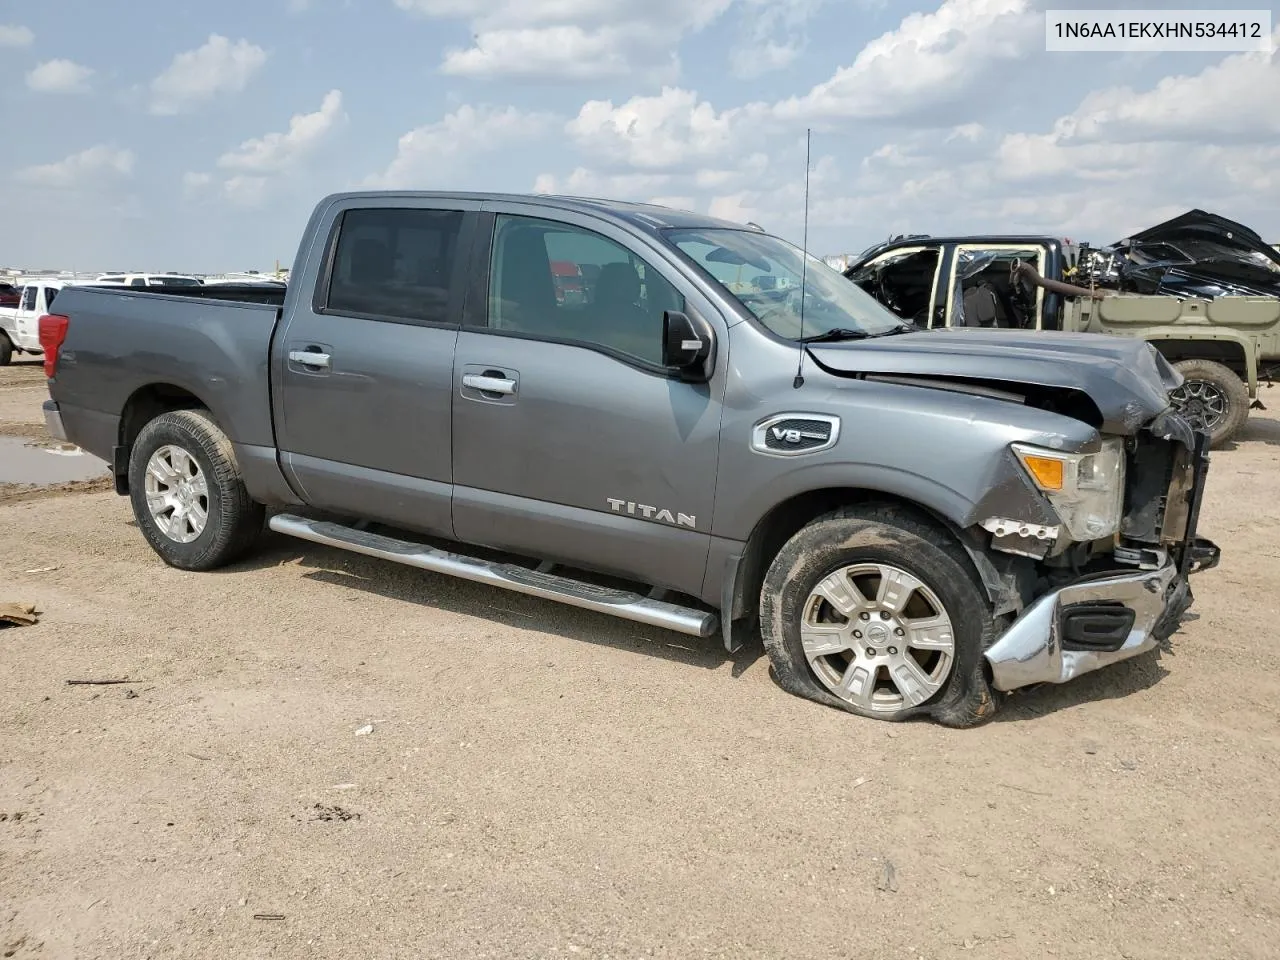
[
  {"left": 26, "top": 59, "right": 95, "bottom": 94},
  {"left": 367, "top": 104, "right": 554, "bottom": 188},
  {"left": 0, "top": 23, "right": 34, "bottom": 46},
  {"left": 774, "top": 0, "right": 1039, "bottom": 123},
  {"left": 567, "top": 87, "right": 759, "bottom": 171},
  {"left": 397, "top": 0, "right": 736, "bottom": 80},
  {"left": 14, "top": 146, "right": 135, "bottom": 189},
  {"left": 533, "top": 167, "right": 675, "bottom": 198},
  {"left": 218, "top": 90, "right": 345, "bottom": 172},
  {"left": 149, "top": 34, "right": 268, "bottom": 115},
  {"left": 182, "top": 171, "right": 213, "bottom": 195},
  {"left": 1046, "top": 28, "right": 1280, "bottom": 146},
  {"left": 441, "top": 26, "right": 670, "bottom": 80},
  {"left": 729, "top": 0, "right": 825, "bottom": 78},
  {"left": 223, "top": 175, "right": 269, "bottom": 207}
]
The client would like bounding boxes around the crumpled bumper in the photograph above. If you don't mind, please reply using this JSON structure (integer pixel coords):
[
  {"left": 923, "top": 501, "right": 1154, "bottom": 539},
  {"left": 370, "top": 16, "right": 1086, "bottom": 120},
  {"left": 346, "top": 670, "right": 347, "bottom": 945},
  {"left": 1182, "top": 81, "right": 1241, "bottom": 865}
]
[{"left": 983, "top": 538, "right": 1220, "bottom": 691}]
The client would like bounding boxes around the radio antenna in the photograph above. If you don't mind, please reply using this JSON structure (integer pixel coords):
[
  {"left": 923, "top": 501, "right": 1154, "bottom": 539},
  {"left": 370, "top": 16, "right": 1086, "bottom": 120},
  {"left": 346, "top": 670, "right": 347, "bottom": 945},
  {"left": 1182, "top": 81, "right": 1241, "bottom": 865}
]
[{"left": 793, "top": 127, "right": 812, "bottom": 389}]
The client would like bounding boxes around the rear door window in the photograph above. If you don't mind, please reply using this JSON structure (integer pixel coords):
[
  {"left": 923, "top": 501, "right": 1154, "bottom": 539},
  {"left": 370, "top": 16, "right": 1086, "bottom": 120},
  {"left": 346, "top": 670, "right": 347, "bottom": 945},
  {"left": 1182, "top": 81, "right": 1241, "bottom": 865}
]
[{"left": 322, "top": 207, "right": 467, "bottom": 325}]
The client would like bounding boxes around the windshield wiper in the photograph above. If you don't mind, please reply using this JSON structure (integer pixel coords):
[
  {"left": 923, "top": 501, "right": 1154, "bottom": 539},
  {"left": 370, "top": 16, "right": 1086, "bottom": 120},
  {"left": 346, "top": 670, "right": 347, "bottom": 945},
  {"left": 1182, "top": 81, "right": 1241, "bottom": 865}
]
[
  {"left": 798, "top": 328, "right": 871, "bottom": 343},
  {"left": 871, "top": 322, "right": 920, "bottom": 337},
  {"left": 799, "top": 322, "right": 917, "bottom": 344}
]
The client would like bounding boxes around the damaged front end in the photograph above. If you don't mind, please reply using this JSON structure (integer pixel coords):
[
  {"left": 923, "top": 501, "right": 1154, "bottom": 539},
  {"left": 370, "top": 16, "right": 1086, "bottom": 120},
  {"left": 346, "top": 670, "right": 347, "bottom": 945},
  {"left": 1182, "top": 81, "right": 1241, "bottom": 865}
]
[{"left": 982, "top": 409, "right": 1220, "bottom": 693}]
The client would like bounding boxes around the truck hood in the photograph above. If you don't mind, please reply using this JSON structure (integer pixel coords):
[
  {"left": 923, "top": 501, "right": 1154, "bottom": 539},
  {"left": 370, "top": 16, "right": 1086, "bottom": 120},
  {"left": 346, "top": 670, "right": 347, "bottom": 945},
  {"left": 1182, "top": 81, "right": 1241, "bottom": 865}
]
[{"left": 806, "top": 328, "right": 1180, "bottom": 436}]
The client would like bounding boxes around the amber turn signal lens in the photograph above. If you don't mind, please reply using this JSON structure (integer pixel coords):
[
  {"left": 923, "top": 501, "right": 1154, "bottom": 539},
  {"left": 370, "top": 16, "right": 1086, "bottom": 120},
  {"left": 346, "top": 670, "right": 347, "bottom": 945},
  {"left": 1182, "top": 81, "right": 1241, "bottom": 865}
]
[{"left": 1020, "top": 454, "right": 1065, "bottom": 491}]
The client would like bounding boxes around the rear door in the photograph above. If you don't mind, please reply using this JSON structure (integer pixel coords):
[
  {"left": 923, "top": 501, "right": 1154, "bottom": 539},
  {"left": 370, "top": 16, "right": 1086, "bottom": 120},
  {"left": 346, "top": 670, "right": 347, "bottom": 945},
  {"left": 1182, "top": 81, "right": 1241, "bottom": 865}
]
[
  {"left": 272, "top": 197, "right": 479, "bottom": 537},
  {"left": 12, "top": 285, "right": 42, "bottom": 350},
  {"left": 449, "top": 202, "right": 729, "bottom": 598}
]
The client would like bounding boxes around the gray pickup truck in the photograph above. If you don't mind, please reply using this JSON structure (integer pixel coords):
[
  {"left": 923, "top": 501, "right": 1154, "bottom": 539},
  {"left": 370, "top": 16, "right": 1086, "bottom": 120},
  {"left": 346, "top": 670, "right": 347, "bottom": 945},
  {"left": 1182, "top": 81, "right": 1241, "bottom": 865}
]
[{"left": 39, "top": 191, "right": 1220, "bottom": 726}]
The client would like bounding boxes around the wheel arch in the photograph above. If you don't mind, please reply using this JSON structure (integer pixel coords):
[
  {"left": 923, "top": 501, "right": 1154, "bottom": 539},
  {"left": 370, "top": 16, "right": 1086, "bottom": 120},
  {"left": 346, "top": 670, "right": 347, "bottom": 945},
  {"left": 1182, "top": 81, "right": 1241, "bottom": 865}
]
[
  {"left": 115, "top": 383, "right": 214, "bottom": 494},
  {"left": 1144, "top": 333, "right": 1257, "bottom": 395},
  {"left": 720, "top": 485, "right": 1023, "bottom": 651}
]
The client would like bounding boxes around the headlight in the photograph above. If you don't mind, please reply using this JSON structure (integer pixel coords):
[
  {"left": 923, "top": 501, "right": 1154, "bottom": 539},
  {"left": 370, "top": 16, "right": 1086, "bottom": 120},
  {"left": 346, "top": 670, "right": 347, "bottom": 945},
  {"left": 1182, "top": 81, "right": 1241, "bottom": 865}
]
[{"left": 1011, "top": 438, "right": 1126, "bottom": 541}]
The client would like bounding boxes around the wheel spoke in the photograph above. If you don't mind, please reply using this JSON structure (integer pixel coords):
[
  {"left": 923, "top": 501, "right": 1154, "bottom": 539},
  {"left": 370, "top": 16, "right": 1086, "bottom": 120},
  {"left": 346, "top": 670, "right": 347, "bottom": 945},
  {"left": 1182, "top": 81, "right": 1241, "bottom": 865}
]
[
  {"left": 812, "top": 572, "right": 865, "bottom": 618},
  {"left": 905, "top": 615, "right": 954, "bottom": 653},
  {"left": 839, "top": 660, "right": 875, "bottom": 705},
  {"left": 801, "top": 624, "right": 851, "bottom": 659},
  {"left": 875, "top": 567, "right": 920, "bottom": 615},
  {"left": 890, "top": 656, "right": 940, "bottom": 702},
  {"left": 147, "top": 459, "right": 176, "bottom": 487}
]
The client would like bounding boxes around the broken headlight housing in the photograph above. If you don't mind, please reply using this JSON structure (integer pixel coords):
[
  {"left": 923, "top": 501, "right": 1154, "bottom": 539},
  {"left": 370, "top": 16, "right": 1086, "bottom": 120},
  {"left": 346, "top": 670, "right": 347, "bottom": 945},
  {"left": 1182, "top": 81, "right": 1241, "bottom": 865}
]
[{"left": 1011, "top": 438, "right": 1126, "bottom": 542}]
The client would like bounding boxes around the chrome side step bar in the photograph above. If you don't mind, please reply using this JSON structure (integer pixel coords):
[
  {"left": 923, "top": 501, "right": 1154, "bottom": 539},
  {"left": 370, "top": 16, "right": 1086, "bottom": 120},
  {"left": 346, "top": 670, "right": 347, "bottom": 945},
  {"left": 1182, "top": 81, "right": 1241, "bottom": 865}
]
[{"left": 268, "top": 513, "right": 720, "bottom": 639}]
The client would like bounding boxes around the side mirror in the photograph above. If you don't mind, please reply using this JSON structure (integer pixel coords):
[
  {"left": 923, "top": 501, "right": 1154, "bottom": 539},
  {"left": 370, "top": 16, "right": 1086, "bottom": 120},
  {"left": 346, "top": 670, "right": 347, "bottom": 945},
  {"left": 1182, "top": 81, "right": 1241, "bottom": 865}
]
[{"left": 662, "top": 310, "right": 714, "bottom": 381}]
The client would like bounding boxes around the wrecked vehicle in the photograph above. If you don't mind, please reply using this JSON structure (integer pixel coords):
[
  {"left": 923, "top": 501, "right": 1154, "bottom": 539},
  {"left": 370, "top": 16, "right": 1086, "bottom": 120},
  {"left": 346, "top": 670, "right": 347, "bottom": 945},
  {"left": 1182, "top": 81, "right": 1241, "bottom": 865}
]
[
  {"left": 1081, "top": 209, "right": 1280, "bottom": 299},
  {"left": 39, "top": 191, "right": 1219, "bottom": 727},
  {"left": 844, "top": 213, "right": 1280, "bottom": 447}
]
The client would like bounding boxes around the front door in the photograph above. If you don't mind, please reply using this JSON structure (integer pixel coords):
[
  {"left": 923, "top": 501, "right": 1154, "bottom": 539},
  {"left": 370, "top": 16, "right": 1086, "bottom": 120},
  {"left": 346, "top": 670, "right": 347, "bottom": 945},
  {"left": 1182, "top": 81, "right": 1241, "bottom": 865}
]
[
  {"left": 450, "top": 204, "right": 728, "bottom": 598},
  {"left": 273, "top": 200, "right": 478, "bottom": 537}
]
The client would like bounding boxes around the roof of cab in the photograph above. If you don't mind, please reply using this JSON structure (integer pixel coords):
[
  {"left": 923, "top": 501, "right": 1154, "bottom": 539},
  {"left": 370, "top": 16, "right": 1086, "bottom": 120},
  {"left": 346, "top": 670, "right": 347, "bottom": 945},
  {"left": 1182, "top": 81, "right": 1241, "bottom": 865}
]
[{"left": 317, "top": 191, "right": 756, "bottom": 234}]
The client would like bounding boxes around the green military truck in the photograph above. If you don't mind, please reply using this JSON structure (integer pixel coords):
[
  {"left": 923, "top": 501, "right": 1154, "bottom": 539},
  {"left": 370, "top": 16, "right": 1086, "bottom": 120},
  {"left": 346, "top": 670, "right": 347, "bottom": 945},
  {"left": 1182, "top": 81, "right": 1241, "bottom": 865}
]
[{"left": 842, "top": 211, "right": 1280, "bottom": 447}]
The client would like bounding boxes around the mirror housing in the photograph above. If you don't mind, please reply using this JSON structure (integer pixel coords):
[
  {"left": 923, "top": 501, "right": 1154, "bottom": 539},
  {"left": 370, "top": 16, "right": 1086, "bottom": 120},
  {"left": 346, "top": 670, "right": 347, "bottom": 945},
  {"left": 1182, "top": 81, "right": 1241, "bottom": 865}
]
[{"left": 662, "top": 310, "right": 715, "bottom": 382}]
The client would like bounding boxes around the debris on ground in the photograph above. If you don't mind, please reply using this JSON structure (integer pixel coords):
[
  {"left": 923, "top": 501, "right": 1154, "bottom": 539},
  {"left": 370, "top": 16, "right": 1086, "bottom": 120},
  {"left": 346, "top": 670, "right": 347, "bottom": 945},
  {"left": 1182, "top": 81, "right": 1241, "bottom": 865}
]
[
  {"left": 354, "top": 722, "right": 375, "bottom": 736},
  {"left": 876, "top": 859, "right": 899, "bottom": 893},
  {"left": 310, "top": 804, "right": 360, "bottom": 822},
  {"left": 0, "top": 603, "right": 39, "bottom": 628}
]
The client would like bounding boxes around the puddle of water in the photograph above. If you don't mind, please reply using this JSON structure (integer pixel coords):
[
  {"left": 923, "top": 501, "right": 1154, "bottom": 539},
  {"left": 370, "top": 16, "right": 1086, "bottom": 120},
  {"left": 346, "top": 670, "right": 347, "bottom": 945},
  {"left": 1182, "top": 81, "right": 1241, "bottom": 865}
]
[{"left": 0, "top": 435, "right": 110, "bottom": 484}]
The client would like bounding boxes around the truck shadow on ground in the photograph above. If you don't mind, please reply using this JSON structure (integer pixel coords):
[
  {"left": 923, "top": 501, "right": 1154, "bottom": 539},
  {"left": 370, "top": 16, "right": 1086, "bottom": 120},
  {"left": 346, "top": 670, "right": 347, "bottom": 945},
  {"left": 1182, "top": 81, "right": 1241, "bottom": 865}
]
[
  {"left": 223, "top": 531, "right": 768, "bottom": 678},
  {"left": 1228, "top": 412, "right": 1280, "bottom": 448},
  {"left": 992, "top": 651, "right": 1172, "bottom": 722}
]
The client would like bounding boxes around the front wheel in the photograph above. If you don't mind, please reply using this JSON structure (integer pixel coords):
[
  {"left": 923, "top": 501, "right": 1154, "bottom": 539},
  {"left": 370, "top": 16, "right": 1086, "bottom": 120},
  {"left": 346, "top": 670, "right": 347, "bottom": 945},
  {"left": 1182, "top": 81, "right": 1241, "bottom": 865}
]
[
  {"left": 1169, "top": 358, "right": 1249, "bottom": 448},
  {"left": 127, "top": 409, "right": 265, "bottom": 571},
  {"left": 0, "top": 331, "right": 13, "bottom": 366},
  {"left": 759, "top": 504, "right": 999, "bottom": 728}
]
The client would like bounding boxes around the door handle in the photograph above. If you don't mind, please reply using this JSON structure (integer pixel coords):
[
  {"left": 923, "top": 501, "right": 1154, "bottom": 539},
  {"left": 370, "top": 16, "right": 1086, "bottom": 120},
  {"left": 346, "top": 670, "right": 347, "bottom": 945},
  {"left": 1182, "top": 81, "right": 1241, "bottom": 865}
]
[
  {"left": 288, "top": 349, "right": 331, "bottom": 369},
  {"left": 462, "top": 373, "right": 516, "bottom": 395}
]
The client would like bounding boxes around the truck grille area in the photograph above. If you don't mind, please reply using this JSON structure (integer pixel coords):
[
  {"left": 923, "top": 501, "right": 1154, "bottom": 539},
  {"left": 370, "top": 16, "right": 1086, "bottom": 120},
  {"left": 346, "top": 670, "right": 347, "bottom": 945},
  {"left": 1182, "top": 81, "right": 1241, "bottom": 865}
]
[
  {"left": 1117, "top": 408, "right": 1212, "bottom": 573},
  {"left": 1119, "top": 433, "right": 1191, "bottom": 547}
]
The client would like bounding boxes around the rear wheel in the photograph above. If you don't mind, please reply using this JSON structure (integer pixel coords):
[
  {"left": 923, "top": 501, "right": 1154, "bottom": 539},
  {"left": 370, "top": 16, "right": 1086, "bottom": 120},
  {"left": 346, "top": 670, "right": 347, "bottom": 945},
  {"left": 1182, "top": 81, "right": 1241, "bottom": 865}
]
[
  {"left": 127, "top": 409, "right": 265, "bottom": 571},
  {"left": 1169, "top": 358, "right": 1249, "bottom": 448},
  {"left": 0, "top": 332, "right": 12, "bottom": 366},
  {"left": 759, "top": 504, "right": 999, "bottom": 727}
]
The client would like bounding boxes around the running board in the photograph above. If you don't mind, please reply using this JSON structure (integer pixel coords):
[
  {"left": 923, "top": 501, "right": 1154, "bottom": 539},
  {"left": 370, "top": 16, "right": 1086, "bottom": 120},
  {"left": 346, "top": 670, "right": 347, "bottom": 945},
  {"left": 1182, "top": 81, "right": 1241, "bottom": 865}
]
[{"left": 268, "top": 513, "right": 720, "bottom": 639}]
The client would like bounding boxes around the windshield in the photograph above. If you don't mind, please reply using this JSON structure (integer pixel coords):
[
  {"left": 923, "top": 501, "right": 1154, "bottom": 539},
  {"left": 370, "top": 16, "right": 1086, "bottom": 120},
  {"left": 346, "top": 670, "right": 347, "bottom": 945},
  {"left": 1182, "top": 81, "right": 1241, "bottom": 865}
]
[{"left": 662, "top": 228, "right": 908, "bottom": 339}]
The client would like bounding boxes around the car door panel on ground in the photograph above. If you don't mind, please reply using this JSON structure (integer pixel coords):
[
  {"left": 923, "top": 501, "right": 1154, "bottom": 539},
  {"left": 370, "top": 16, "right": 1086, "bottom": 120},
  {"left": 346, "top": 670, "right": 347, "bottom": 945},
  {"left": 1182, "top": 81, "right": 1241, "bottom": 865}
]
[
  {"left": 273, "top": 201, "right": 479, "bottom": 538},
  {"left": 450, "top": 205, "right": 729, "bottom": 598}
]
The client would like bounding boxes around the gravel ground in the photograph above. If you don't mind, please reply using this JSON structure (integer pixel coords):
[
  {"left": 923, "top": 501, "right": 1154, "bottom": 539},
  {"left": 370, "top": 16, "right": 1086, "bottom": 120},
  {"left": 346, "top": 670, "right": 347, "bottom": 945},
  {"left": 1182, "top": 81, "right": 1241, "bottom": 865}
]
[{"left": 2, "top": 361, "right": 1279, "bottom": 959}]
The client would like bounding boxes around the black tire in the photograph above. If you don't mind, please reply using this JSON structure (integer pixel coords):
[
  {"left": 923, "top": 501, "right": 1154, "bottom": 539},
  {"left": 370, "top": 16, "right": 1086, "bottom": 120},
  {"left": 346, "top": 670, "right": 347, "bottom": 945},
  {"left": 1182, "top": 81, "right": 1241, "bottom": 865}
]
[
  {"left": 127, "top": 409, "right": 265, "bottom": 571},
  {"left": 0, "top": 332, "right": 13, "bottom": 366},
  {"left": 1170, "top": 358, "right": 1249, "bottom": 448},
  {"left": 759, "top": 503, "right": 999, "bottom": 728}
]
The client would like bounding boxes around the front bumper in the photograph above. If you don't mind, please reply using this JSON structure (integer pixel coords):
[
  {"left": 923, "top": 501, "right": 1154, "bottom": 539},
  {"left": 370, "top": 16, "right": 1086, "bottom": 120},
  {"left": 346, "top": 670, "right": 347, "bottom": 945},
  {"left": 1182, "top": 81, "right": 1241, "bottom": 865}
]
[
  {"left": 985, "top": 420, "right": 1221, "bottom": 692},
  {"left": 983, "top": 548, "right": 1216, "bottom": 691}
]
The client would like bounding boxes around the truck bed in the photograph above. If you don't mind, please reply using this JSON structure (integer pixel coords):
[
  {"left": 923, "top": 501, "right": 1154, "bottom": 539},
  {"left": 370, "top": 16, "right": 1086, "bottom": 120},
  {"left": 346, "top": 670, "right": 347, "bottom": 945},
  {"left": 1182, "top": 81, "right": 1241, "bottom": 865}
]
[{"left": 42, "top": 284, "right": 283, "bottom": 474}]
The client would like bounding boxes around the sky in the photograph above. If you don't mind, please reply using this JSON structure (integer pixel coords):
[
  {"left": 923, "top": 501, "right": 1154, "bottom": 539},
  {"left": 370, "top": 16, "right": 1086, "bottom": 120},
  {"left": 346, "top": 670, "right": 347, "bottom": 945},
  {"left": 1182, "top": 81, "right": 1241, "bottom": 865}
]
[{"left": 1, "top": 0, "right": 1278, "bottom": 273}]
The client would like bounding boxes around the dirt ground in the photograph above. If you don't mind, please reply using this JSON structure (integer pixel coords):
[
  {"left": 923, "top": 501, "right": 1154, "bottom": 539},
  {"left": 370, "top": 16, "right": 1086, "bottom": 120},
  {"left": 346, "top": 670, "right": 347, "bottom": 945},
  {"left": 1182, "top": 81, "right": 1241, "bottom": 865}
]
[{"left": 2, "top": 357, "right": 1279, "bottom": 960}]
